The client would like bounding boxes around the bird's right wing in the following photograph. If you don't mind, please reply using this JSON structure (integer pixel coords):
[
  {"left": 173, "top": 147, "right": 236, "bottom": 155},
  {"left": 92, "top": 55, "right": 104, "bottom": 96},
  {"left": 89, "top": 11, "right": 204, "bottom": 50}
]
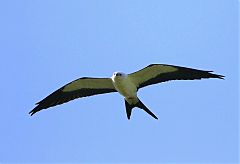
[
  {"left": 129, "top": 64, "right": 224, "bottom": 89},
  {"left": 29, "top": 77, "right": 116, "bottom": 115}
]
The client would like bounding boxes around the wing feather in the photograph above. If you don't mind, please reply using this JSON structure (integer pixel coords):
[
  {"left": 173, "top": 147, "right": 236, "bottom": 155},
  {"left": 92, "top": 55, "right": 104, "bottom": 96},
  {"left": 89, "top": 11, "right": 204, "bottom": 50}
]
[
  {"left": 29, "top": 77, "right": 116, "bottom": 115},
  {"left": 129, "top": 64, "right": 224, "bottom": 89}
]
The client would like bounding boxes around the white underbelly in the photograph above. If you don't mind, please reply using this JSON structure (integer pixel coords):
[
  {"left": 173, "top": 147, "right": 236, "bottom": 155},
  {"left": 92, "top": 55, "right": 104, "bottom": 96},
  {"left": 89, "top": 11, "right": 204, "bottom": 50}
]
[{"left": 112, "top": 77, "right": 137, "bottom": 98}]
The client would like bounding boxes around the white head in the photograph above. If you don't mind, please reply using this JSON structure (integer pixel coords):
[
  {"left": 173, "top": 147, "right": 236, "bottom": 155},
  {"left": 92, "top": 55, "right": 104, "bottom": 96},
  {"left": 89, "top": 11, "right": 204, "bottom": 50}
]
[{"left": 111, "top": 72, "right": 127, "bottom": 80}]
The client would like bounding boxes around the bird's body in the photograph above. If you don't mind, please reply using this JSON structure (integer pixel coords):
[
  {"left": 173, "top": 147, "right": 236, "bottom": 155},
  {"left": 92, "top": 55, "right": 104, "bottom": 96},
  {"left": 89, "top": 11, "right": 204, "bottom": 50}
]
[
  {"left": 29, "top": 64, "right": 224, "bottom": 119},
  {"left": 111, "top": 72, "right": 138, "bottom": 104}
]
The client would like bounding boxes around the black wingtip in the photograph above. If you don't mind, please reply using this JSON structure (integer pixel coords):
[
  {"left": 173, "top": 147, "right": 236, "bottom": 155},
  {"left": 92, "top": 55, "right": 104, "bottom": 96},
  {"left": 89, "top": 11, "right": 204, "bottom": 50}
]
[
  {"left": 208, "top": 71, "right": 225, "bottom": 80},
  {"left": 28, "top": 110, "right": 36, "bottom": 116},
  {"left": 218, "top": 75, "right": 225, "bottom": 80},
  {"left": 29, "top": 105, "right": 41, "bottom": 116},
  {"left": 29, "top": 111, "right": 34, "bottom": 116}
]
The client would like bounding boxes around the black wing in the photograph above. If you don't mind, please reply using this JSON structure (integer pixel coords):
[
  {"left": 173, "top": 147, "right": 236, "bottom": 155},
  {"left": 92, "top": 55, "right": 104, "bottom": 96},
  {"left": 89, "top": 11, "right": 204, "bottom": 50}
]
[
  {"left": 129, "top": 64, "right": 224, "bottom": 89},
  {"left": 29, "top": 77, "right": 116, "bottom": 115}
]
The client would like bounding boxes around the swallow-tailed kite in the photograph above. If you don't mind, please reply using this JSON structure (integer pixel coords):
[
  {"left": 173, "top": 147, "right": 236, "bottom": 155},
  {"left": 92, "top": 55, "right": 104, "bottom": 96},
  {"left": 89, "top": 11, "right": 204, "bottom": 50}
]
[{"left": 29, "top": 64, "right": 224, "bottom": 119}]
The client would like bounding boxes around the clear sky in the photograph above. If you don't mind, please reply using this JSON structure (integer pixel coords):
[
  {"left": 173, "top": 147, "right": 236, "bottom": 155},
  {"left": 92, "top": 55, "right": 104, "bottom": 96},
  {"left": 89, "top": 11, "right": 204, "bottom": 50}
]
[{"left": 0, "top": 0, "right": 238, "bottom": 163}]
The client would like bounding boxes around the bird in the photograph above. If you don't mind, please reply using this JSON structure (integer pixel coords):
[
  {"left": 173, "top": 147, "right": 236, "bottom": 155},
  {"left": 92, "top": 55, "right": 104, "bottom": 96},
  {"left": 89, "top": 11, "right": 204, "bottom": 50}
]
[{"left": 29, "top": 64, "right": 224, "bottom": 119}]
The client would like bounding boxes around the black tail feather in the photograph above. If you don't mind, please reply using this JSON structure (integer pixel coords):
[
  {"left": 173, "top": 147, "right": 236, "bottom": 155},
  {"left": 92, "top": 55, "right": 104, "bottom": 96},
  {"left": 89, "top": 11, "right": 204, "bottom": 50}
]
[
  {"left": 124, "top": 100, "right": 134, "bottom": 120},
  {"left": 124, "top": 98, "right": 158, "bottom": 120},
  {"left": 136, "top": 99, "right": 158, "bottom": 120}
]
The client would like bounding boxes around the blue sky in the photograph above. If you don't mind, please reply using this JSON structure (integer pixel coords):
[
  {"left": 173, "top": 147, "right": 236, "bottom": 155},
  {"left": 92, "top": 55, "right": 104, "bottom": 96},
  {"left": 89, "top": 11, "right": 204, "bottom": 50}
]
[{"left": 0, "top": 0, "right": 238, "bottom": 163}]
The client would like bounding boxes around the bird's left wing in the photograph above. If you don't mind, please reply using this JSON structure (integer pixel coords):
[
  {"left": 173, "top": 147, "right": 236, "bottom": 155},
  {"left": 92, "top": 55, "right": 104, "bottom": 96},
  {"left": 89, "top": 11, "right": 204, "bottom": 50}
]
[
  {"left": 29, "top": 77, "right": 116, "bottom": 115},
  {"left": 129, "top": 64, "right": 224, "bottom": 89}
]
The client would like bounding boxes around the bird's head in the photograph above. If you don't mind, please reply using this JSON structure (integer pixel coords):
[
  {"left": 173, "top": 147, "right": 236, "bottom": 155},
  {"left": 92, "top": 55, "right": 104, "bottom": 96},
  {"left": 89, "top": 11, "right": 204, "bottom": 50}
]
[{"left": 112, "top": 72, "right": 127, "bottom": 80}]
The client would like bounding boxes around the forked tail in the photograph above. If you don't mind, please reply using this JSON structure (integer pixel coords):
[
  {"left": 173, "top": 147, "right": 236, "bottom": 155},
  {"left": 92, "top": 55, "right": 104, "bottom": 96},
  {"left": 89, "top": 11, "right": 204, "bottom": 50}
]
[{"left": 124, "top": 98, "right": 158, "bottom": 120}]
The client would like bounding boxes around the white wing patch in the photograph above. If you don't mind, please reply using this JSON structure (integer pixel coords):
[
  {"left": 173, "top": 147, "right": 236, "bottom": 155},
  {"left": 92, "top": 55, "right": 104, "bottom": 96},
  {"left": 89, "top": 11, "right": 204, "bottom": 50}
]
[
  {"left": 63, "top": 78, "right": 115, "bottom": 92},
  {"left": 129, "top": 64, "right": 178, "bottom": 88}
]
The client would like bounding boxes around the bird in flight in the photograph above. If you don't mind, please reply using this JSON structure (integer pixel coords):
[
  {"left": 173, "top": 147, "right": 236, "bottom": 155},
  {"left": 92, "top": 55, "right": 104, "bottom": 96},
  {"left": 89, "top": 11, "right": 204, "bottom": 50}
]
[{"left": 29, "top": 64, "right": 224, "bottom": 119}]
